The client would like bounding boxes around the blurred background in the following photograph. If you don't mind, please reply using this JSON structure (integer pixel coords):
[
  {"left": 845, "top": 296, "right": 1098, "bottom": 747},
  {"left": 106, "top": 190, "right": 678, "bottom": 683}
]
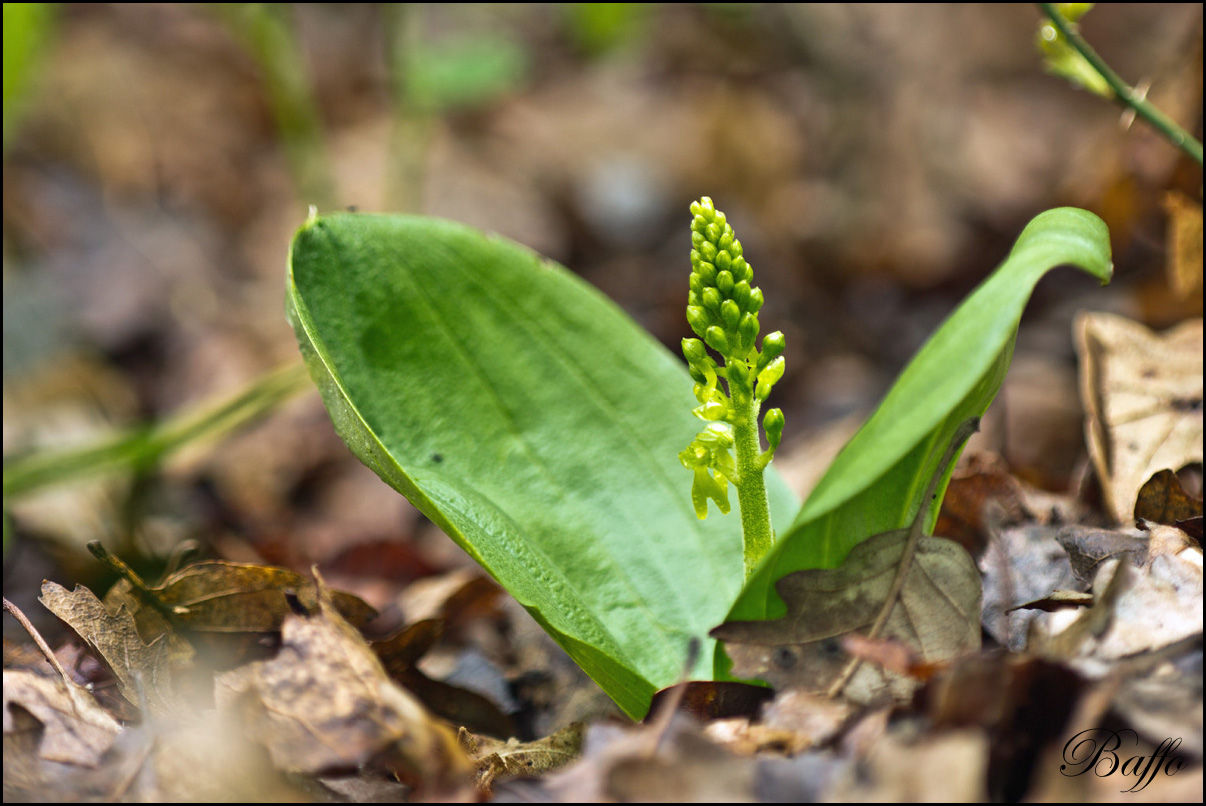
[{"left": 3, "top": 4, "right": 1202, "bottom": 637}]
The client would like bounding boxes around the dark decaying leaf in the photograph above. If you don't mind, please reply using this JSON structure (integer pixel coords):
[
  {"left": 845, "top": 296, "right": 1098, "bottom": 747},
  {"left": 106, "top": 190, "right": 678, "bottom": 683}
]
[
  {"left": 647, "top": 681, "right": 774, "bottom": 722},
  {"left": 714, "top": 419, "right": 982, "bottom": 704},
  {"left": 713, "top": 529, "right": 981, "bottom": 704},
  {"left": 216, "top": 569, "right": 471, "bottom": 795},
  {"left": 39, "top": 581, "right": 183, "bottom": 715},
  {"left": 1055, "top": 525, "right": 1149, "bottom": 586}
]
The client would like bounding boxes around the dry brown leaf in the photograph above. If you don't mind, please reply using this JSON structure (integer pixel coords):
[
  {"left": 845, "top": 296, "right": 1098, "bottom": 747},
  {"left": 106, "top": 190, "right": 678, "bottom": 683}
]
[
  {"left": 1075, "top": 312, "right": 1204, "bottom": 524},
  {"left": 1134, "top": 467, "right": 1204, "bottom": 530},
  {"left": 88, "top": 540, "right": 377, "bottom": 636},
  {"left": 714, "top": 420, "right": 982, "bottom": 704},
  {"left": 39, "top": 581, "right": 183, "bottom": 715},
  {"left": 459, "top": 722, "right": 584, "bottom": 793},
  {"left": 1162, "top": 191, "right": 1203, "bottom": 299},
  {"left": 216, "top": 569, "right": 471, "bottom": 795},
  {"left": 713, "top": 529, "right": 981, "bottom": 705},
  {"left": 1, "top": 669, "right": 121, "bottom": 767}
]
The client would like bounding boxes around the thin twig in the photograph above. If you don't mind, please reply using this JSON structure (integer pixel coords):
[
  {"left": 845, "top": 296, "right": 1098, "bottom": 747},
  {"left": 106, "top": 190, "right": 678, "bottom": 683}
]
[{"left": 1037, "top": 3, "right": 1203, "bottom": 165}]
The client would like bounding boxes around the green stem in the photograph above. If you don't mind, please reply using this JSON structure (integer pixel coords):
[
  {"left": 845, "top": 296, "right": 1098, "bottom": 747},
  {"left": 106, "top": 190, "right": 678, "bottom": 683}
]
[
  {"left": 1037, "top": 3, "right": 1203, "bottom": 166},
  {"left": 3, "top": 362, "right": 310, "bottom": 499},
  {"left": 730, "top": 386, "right": 772, "bottom": 581}
]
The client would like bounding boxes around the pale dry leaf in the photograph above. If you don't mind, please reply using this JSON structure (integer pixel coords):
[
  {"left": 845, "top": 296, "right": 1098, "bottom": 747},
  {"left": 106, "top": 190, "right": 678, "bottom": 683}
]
[
  {"left": 712, "top": 529, "right": 981, "bottom": 705},
  {"left": 1075, "top": 312, "right": 1204, "bottom": 524},
  {"left": 1, "top": 669, "right": 120, "bottom": 767},
  {"left": 216, "top": 570, "right": 470, "bottom": 795},
  {"left": 826, "top": 728, "right": 989, "bottom": 803},
  {"left": 39, "top": 581, "right": 181, "bottom": 716},
  {"left": 1033, "top": 553, "right": 1203, "bottom": 665}
]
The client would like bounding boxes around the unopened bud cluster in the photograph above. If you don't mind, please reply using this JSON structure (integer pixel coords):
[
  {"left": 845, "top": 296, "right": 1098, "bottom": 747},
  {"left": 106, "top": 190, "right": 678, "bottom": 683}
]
[{"left": 679, "top": 197, "right": 785, "bottom": 519}]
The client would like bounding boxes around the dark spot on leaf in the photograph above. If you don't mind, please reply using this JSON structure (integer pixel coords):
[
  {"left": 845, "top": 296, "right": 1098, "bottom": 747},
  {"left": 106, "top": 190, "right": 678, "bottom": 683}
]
[
  {"left": 1141, "top": 367, "right": 1157, "bottom": 378},
  {"left": 1171, "top": 396, "right": 1202, "bottom": 413},
  {"left": 284, "top": 589, "right": 310, "bottom": 617},
  {"left": 431, "top": 453, "right": 443, "bottom": 463}
]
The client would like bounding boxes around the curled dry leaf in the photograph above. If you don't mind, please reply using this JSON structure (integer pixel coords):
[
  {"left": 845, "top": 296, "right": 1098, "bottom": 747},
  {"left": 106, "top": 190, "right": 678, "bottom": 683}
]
[
  {"left": 216, "top": 570, "right": 471, "bottom": 795},
  {"left": 1075, "top": 312, "right": 1203, "bottom": 524},
  {"left": 39, "top": 581, "right": 182, "bottom": 716},
  {"left": 459, "top": 722, "right": 585, "bottom": 793}
]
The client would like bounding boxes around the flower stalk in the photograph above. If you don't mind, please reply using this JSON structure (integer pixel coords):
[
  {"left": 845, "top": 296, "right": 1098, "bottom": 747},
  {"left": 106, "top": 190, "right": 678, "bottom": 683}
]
[{"left": 678, "top": 197, "right": 785, "bottom": 580}]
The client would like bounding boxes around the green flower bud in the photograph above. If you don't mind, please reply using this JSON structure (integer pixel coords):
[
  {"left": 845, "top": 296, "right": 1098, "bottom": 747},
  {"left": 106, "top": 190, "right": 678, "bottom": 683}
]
[
  {"left": 705, "top": 222, "right": 722, "bottom": 243},
  {"left": 716, "top": 270, "right": 734, "bottom": 296},
  {"left": 691, "top": 230, "right": 705, "bottom": 249},
  {"left": 763, "top": 408, "right": 784, "bottom": 451},
  {"left": 699, "top": 241, "right": 717, "bottom": 262},
  {"left": 756, "top": 330, "right": 785, "bottom": 372},
  {"left": 701, "top": 287, "right": 721, "bottom": 311},
  {"left": 704, "top": 326, "right": 729, "bottom": 354},
  {"left": 688, "top": 274, "right": 702, "bottom": 295},
  {"left": 697, "top": 261, "right": 717, "bottom": 286},
  {"left": 733, "top": 279, "right": 751, "bottom": 309},
  {"left": 738, "top": 313, "right": 759, "bottom": 353},
  {"left": 755, "top": 355, "right": 785, "bottom": 401},
  {"left": 747, "top": 286, "right": 764, "bottom": 313},
  {"left": 730, "top": 257, "right": 749, "bottom": 283},
  {"left": 721, "top": 299, "right": 741, "bottom": 330},
  {"left": 719, "top": 231, "right": 735, "bottom": 253},
  {"left": 686, "top": 306, "right": 709, "bottom": 336},
  {"left": 682, "top": 338, "right": 708, "bottom": 365},
  {"left": 715, "top": 250, "right": 732, "bottom": 274}
]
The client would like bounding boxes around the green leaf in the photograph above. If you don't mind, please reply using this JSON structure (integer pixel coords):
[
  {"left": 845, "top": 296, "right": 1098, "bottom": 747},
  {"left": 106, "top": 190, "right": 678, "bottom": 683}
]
[
  {"left": 286, "top": 213, "right": 798, "bottom": 719},
  {"left": 729, "top": 208, "right": 1112, "bottom": 624}
]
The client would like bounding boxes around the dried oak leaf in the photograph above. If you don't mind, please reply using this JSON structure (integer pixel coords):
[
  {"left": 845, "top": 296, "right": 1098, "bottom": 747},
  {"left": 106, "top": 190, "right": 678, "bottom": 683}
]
[
  {"left": 39, "top": 581, "right": 181, "bottom": 715},
  {"left": 459, "top": 722, "right": 584, "bottom": 793},
  {"left": 2, "top": 669, "right": 120, "bottom": 767},
  {"left": 216, "top": 570, "right": 470, "bottom": 795},
  {"left": 122, "top": 559, "right": 377, "bottom": 634},
  {"left": 712, "top": 529, "right": 981, "bottom": 705},
  {"left": 1075, "top": 312, "right": 1203, "bottom": 524}
]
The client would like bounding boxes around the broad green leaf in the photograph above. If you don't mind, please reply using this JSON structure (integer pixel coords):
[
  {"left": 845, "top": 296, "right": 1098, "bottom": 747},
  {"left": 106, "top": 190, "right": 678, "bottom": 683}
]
[
  {"left": 286, "top": 213, "right": 798, "bottom": 719},
  {"left": 729, "top": 208, "right": 1112, "bottom": 624}
]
